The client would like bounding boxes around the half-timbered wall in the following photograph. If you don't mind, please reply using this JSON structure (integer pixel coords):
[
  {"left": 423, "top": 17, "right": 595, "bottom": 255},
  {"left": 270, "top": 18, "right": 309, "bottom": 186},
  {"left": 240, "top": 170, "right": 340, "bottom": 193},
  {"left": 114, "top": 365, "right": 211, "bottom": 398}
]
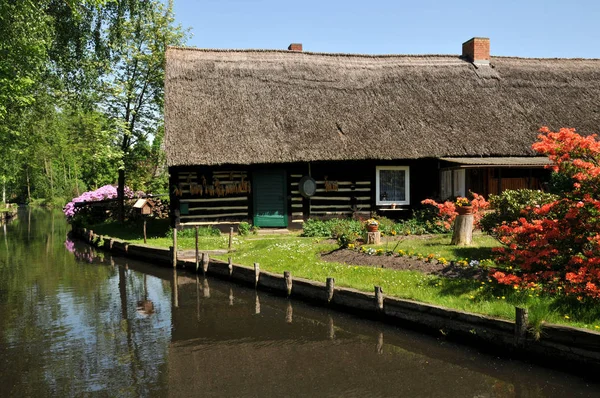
[
  {"left": 170, "top": 166, "right": 253, "bottom": 227},
  {"left": 169, "top": 159, "right": 441, "bottom": 227}
]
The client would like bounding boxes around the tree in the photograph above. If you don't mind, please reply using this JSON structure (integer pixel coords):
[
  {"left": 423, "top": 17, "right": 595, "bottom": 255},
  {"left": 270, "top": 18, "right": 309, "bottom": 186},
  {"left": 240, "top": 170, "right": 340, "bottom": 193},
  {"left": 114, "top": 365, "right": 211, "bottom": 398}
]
[
  {"left": 493, "top": 127, "right": 600, "bottom": 299},
  {"left": 100, "top": 0, "right": 186, "bottom": 220}
]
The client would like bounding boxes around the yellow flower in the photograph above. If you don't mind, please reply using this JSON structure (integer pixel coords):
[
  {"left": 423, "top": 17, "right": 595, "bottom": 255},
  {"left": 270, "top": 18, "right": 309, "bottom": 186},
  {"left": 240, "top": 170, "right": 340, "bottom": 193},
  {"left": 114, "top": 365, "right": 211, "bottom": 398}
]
[
  {"left": 564, "top": 315, "right": 570, "bottom": 319},
  {"left": 501, "top": 296, "right": 506, "bottom": 300}
]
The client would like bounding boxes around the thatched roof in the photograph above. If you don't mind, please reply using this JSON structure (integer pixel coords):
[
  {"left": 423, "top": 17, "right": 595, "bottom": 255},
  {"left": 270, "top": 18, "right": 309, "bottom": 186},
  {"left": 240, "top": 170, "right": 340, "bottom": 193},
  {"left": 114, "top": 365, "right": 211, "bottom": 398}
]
[{"left": 165, "top": 47, "right": 600, "bottom": 166}]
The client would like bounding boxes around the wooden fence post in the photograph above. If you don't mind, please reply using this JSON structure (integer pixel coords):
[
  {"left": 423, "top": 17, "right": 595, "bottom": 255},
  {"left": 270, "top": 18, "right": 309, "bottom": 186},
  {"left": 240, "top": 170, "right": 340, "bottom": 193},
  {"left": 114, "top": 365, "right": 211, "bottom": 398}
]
[
  {"left": 375, "top": 286, "right": 384, "bottom": 311},
  {"left": 326, "top": 277, "right": 335, "bottom": 303},
  {"left": 284, "top": 271, "right": 292, "bottom": 297},
  {"left": 228, "top": 257, "right": 233, "bottom": 276},
  {"left": 515, "top": 307, "right": 529, "bottom": 346},
  {"left": 202, "top": 252, "right": 209, "bottom": 274},
  {"left": 228, "top": 227, "right": 234, "bottom": 252},
  {"left": 143, "top": 219, "right": 147, "bottom": 244}
]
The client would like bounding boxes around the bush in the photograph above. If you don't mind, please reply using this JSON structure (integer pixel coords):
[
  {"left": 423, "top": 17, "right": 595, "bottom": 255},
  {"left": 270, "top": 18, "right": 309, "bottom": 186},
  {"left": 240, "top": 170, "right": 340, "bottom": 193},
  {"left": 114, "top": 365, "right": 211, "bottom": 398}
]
[
  {"left": 480, "top": 189, "right": 559, "bottom": 234},
  {"left": 166, "top": 226, "right": 220, "bottom": 238},
  {"left": 238, "top": 221, "right": 251, "bottom": 236},
  {"left": 329, "top": 219, "right": 363, "bottom": 247},
  {"left": 375, "top": 216, "right": 395, "bottom": 236},
  {"left": 421, "top": 193, "right": 489, "bottom": 232},
  {"left": 492, "top": 127, "right": 600, "bottom": 299},
  {"left": 301, "top": 219, "right": 331, "bottom": 237},
  {"left": 392, "top": 217, "right": 429, "bottom": 235},
  {"left": 300, "top": 218, "right": 363, "bottom": 247}
]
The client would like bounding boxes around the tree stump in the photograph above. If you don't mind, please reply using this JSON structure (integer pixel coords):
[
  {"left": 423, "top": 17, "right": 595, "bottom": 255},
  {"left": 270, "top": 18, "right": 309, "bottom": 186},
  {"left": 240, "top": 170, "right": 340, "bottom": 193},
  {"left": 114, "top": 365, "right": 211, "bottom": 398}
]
[
  {"left": 451, "top": 214, "right": 474, "bottom": 246},
  {"left": 367, "top": 231, "right": 381, "bottom": 245}
]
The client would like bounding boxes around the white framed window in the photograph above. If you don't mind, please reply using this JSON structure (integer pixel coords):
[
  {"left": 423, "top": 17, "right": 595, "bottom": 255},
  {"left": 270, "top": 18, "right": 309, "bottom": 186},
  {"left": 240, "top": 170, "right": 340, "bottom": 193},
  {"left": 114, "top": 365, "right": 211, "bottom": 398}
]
[
  {"left": 453, "top": 169, "right": 466, "bottom": 197},
  {"left": 376, "top": 166, "right": 410, "bottom": 205}
]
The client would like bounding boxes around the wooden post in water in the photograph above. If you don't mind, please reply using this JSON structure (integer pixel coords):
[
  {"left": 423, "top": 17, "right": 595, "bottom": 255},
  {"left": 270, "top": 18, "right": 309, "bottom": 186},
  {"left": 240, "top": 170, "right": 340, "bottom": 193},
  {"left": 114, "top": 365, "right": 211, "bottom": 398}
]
[
  {"left": 328, "top": 316, "right": 335, "bottom": 340},
  {"left": 202, "top": 252, "right": 209, "bottom": 274},
  {"left": 254, "top": 262, "right": 260, "bottom": 288},
  {"left": 255, "top": 292, "right": 261, "bottom": 314},
  {"left": 515, "top": 307, "right": 529, "bottom": 346},
  {"left": 375, "top": 286, "right": 384, "bottom": 311},
  {"left": 172, "top": 228, "right": 177, "bottom": 268},
  {"left": 326, "top": 277, "right": 335, "bottom": 303},
  {"left": 228, "top": 227, "right": 234, "bottom": 252},
  {"left": 377, "top": 331, "right": 384, "bottom": 354},
  {"left": 228, "top": 257, "right": 233, "bottom": 276},
  {"left": 203, "top": 278, "right": 210, "bottom": 298},
  {"left": 143, "top": 219, "right": 147, "bottom": 244},
  {"left": 195, "top": 226, "right": 199, "bottom": 272},
  {"left": 173, "top": 269, "right": 179, "bottom": 308},
  {"left": 286, "top": 301, "right": 293, "bottom": 324},
  {"left": 284, "top": 271, "right": 292, "bottom": 297}
]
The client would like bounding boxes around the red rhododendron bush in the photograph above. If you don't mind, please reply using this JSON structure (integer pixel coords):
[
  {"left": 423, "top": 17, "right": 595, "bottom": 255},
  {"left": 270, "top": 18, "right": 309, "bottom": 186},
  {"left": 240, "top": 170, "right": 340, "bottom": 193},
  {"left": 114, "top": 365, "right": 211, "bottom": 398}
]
[{"left": 493, "top": 127, "right": 600, "bottom": 299}]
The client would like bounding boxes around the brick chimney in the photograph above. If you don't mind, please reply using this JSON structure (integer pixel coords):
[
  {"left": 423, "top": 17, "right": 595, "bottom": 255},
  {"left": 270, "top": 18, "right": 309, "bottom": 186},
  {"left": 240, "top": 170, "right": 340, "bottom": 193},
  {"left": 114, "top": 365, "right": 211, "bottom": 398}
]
[
  {"left": 462, "top": 37, "right": 490, "bottom": 64},
  {"left": 288, "top": 43, "right": 303, "bottom": 52}
]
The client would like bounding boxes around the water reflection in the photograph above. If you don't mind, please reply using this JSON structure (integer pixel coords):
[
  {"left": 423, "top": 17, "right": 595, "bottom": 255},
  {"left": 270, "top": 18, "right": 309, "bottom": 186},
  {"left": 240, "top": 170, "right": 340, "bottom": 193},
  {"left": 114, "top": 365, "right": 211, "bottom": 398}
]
[{"left": 0, "top": 210, "right": 599, "bottom": 397}]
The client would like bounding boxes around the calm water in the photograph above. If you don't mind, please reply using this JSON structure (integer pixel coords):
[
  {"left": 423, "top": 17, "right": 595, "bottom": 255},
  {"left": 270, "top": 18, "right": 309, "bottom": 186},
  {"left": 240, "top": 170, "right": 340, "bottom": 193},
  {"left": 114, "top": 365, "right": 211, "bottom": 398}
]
[{"left": 1, "top": 210, "right": 599, "bottom": 397}]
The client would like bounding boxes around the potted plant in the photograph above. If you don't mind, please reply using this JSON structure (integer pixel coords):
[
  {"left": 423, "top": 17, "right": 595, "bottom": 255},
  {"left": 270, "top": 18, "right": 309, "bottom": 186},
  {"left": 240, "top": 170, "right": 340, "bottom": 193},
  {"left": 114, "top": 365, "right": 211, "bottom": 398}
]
[
  {"left": 365, "top": 218, "right": 379, "bottom": 232},
  {"left": 455, "top": 197, "right": 473, "bottom": 215}
]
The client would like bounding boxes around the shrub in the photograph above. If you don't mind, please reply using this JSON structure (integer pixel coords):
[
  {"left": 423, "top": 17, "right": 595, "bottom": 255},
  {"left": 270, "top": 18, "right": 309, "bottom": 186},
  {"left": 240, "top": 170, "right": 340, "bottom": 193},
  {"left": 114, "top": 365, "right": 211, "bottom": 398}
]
[
  {"left": 492, "top": 127, "right": 600, "bottom": 299},
  {"left": 375, "top": 216, "right": 395, "bottom": 235},
  {"left": 421, "top": 192, "right": 489, "bottom": 231},
  {"left": 238, "top": 222, "right": 251, "bottom": 236},
  {"left": 166, "top": 226, "right": 220, "bottom": 238},
  {"left": 329, "top": 219, "right": 363, "bottom": 247},
  {"left": 300, "top": 218, "right": 363, "bottom": 247},
  {"left": 479, "top": 189, "right": 559, "bottom": 234},
  {"left": 301, "top": 219, "right": 331, "bottom": 237}
]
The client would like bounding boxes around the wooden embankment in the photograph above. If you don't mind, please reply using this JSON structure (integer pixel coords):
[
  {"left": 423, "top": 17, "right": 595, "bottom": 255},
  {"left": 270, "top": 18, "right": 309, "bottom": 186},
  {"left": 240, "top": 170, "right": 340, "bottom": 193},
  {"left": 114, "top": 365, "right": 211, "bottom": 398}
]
[{"left": 72, "top": 226, "right": 600, "bottom": 374}]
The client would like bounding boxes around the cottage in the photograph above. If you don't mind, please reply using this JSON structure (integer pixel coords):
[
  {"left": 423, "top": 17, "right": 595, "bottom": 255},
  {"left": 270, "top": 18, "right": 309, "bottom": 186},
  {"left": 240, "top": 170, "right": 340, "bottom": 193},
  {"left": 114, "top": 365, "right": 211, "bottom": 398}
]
[{"left": 164, "top": 38, "right": 600, "bottom": 228}]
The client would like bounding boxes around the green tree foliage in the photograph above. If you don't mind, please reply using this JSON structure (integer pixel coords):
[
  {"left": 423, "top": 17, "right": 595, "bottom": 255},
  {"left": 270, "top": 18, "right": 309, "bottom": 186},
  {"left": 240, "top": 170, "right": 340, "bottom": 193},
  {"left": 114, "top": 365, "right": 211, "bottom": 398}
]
[
  {"left": 98, "top": 0, "right": 186, "bottom": 218},
  {"left": 0, "top": 0, "right": 187, "bottom": 206}
]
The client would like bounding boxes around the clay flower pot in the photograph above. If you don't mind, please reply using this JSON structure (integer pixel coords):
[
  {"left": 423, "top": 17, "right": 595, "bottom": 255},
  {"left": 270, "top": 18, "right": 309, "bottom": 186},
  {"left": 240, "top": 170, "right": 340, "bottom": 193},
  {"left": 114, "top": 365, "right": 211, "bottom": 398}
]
[
  {"left": 367, "top": 225, "right": 379, "bottom": 232},
  {"left": 456, "top": 205, "right": 473, "bottom": 215}
]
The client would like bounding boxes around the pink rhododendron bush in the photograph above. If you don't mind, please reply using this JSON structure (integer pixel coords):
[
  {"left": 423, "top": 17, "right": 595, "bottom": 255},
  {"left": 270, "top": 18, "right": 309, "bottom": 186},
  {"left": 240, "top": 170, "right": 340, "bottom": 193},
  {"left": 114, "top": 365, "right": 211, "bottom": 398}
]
[
  {"left": 492, "top": 127, "right": 600, "bottom": 299},
  {"left": 63, "top": 185, "right": 140, "bottom": 223}
]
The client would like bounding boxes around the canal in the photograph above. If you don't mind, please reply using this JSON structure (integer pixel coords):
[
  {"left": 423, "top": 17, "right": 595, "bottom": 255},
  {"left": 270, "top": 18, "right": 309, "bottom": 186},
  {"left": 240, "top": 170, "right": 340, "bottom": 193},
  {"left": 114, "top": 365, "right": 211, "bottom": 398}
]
[{"left": 1, "top": 209, "right": 599, "bottom": 397}]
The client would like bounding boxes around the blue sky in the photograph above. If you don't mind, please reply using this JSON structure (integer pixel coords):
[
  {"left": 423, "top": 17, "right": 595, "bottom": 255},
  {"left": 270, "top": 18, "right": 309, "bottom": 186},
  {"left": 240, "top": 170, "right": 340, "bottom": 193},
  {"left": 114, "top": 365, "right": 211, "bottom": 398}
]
[{"left": 172, "top": 0, "right": 600, "bottom": 57}]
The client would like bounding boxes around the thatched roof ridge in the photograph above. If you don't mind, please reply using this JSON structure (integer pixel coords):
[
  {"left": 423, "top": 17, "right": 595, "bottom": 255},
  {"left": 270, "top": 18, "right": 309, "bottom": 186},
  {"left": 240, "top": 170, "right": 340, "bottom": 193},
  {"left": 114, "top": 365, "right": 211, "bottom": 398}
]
[
  {"left": 165, "top": 47, "right": 600, "bottom": 167},
  {"left": 166, "top": 45, "right": 457, "bottom": 58}
]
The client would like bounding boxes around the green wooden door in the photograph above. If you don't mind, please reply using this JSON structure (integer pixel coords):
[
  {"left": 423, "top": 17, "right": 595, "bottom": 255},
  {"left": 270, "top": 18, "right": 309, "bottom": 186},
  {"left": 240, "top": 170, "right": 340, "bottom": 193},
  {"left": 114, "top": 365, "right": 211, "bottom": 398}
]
[{"left": 253, "top": 170, "right": 287, "bottom": 228}]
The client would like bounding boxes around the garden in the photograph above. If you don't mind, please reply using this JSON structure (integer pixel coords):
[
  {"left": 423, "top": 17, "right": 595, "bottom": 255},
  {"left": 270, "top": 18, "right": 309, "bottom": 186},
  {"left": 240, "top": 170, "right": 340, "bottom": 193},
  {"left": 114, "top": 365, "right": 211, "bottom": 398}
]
[{"left": 66, "top": 127, "right": 600, "bottom": 331}]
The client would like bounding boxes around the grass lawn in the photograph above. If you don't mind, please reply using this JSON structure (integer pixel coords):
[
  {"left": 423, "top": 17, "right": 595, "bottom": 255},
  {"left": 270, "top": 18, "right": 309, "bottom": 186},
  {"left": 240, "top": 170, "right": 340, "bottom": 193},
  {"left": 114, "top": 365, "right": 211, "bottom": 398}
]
[
  {"left": 366, "top": 232, "right": 500, "bottom": 262},
  {"left": 85, "top": 219, "right": 600, "bottom": 331}
]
